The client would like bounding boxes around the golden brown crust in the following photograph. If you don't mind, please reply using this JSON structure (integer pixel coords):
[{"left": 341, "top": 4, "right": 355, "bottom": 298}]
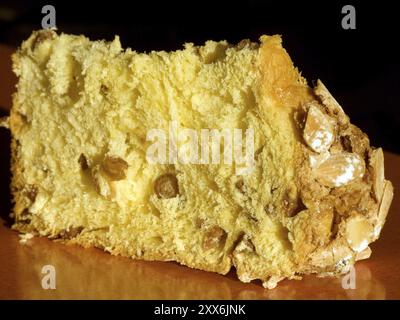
[
  {"left": 258, "top": 35, "right": 313, "bottom": 110},
  {"left": 10, "top": 103, "right": 26, "bottom": 222},
  {"left": 291, "top": 80, "right": 393, "bottom": 278},
  {"left": 372, "top": 180, "right": 394, "bottom": 241},
  {"left": 0, "top": 116, "right": 9, "bottom": 129}
]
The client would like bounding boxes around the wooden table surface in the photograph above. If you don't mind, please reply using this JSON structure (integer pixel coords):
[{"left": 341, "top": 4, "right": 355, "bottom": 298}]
[{"left": 0, "top": 44, "right": 399, "bottom": 300}]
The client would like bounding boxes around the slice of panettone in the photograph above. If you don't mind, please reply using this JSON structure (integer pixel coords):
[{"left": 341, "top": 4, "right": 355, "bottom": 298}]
[{"left": 6, "top": 29, "right": 393, "bottom": 288}]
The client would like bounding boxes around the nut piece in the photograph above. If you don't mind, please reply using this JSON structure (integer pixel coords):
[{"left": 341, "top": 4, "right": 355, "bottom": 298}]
[
  {"left": 369, "top": 148, "right": 385, "bottom": 201},
  {"left": 92, "top": 164, "right": 113, "bottom": 199},
  {"left": 345, "top": 216, "right": 373, "bottom": 252},
  {"left": 314, "top": 152, "right": 365, "bottom": 188},
  {"left": 303, "top": 104, "right": 335, "bottom": 153},
  {"left": 309, "top": 242, "right": 353, "bottom": 270},
  {"left": 355, "top": 246, "right": 372, "bottom": 261},
  {"left": 373, "top": 180, "right": 394, "bottom": 240},
  {"left": 314, "top": 80, "right": 349, "bottom": 125},
  {"left": 203, "top": 226, "right": 227, "bottom": 250},
  {"left": 154, "top": 173, "right": 179, "bottom": 199},
  {"left": 102, "top": 155, "right": 128, "bottom": 181},
  {"left": 100, "top": 84, "right": 109, "bottom": 95},
  {"left": 59, "top": 226, "right": 84, "bottom": 239}
]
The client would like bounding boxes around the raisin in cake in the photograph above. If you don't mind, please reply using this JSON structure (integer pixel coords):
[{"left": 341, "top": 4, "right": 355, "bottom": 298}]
[{"left": 6, "top": 30, "right": 393, "bottom": 289}]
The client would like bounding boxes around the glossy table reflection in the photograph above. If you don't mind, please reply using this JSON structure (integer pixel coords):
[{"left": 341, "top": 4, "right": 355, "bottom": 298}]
[
  {"left": 0, "top": 44, "right": 399, "bottom": 299},
  {"left": 0, "top": 218, "right": 395, "bottom": 299}
]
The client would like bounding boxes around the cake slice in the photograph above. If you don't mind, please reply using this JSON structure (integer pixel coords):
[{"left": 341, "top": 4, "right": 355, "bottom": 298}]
[{"left": 7, "top": 30, "right": 393, "bottom": 288}]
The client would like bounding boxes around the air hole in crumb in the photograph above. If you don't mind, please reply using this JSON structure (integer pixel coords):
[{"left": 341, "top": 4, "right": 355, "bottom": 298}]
[
  {"left": 58, "top": 226, "right": 84, "bottom": 239},
  {"left": 230, "top": 232, "right": 245, "bottom": 253},
  {"left": 195, "top": 217, "right": 205, "bottom": 228},
  {"left": 148, "top": 202, "right": 161, "bottom": 217},
  {"left": 232, "top": 233, "right": 255, "bottom": 254},
  {"left": 17, "top": 209, "right": 32, "bottom": 224},
  {"left": 330, "top": 211, "right": 341, "bottom": 239},
  {"left": 265, "top": 203, "right": 275, "bottom": 215},
  {"left": 100, "top": 84, "right": 109, "bottom": 96},
  {"left": 78, "top": 154, "right": 89, "bottom": 170},
  {"left": 24, "top": 185, "right": 38, "bottom": 203},
  {"left": 255, "top": 147, "right": 264, "bottom": 160},
  {"left": 294, "top": 109, "right": 307, "bottom": 130},
  {"left": 277, "top": 225, "right": 293, "bottom": 251},
  {"left": 66, "top": 56, "right": 83, "bottom": 104},
  {"left": 200, "top": 43, "right": 228, "bottom": 64},
  {"left": 284, "top": 193, "right": 307, "bottom": 218},
  {"left": 148, "top": 236, "right": 163, "bottom": 246},
  {"left": 289, "top": 197, "right": 307, "bottom": 217},
  {"left": 235, "top": 179, "right": 245, "bottom": 193},
  {"left": 247, "top": 214, "right": 258, "bottom": 223},
  {"left": 340, "top": 135, "right": 352, "bottom": 152},
  {"left": 32, "top": 30, "right": 55, "bottom": 50}
]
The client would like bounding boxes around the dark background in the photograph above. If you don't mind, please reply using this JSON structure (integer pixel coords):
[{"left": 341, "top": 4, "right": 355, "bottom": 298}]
[{"left": 0, "top": 0, "right": 399, "bottom": 153}]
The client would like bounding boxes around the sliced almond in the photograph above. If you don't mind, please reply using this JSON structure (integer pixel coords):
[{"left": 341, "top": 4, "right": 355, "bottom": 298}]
[
  {"left": 314, "top": 80, "right": 349, "bottom": 125},
  {"left": 92, "top": 164, "right": 113, "bottom": 199},
  {"left": 372, "top": 180, "right": 394, "bottom": 240},
  {"left": 308, "top": 242, "right": 353, "bottom": 270},
  {"left": 355, "top": 246, "right": 372, "bottom": 261},
  {"left": 369, "top": 148, "right": 385, "bottom": 201},
  {"left": 345, "top": 216, "right": 373, "bottom": 252},
  {"left": 309, "top": 151, "right": 330, "bottom": 168},
  {"left": 314, "top": 152, "right": 365, "bottom": 187},
  {"left": 303, "top": 104, "right": 335, "bottom": 153}
]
